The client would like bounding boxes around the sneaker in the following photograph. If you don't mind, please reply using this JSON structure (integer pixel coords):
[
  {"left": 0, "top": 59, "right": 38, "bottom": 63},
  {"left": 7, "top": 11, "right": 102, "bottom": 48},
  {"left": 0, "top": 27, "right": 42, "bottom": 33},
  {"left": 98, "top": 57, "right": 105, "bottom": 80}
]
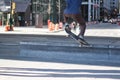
[{"left": 78, "top": 35, "right": 84, "bottom": 40}]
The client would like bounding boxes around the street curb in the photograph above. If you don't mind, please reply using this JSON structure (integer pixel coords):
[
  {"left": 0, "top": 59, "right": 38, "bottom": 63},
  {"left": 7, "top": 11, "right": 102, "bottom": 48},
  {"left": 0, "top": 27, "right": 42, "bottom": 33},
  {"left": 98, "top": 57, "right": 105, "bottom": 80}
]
[
  {"left": 20, "top": 42, "right": 120, "bottom": 62},
  {"left": 0, "top": 41, "right": 120, "bottom": 62},
  {"left": 20, "top": 41, "right": 120, "bottom": 49}
]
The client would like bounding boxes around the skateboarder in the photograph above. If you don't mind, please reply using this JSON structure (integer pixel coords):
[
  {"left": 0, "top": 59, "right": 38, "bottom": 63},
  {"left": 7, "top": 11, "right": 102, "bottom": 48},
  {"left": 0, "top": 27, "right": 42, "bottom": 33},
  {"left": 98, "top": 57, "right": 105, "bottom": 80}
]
[{"left": 64, "top": 0, "right": 86, "bottom": 40}]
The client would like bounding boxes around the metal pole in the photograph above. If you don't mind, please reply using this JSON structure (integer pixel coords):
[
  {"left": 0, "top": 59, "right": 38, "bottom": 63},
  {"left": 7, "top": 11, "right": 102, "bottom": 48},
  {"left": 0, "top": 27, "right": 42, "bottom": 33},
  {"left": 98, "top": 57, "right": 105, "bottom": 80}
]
[
  {"left": 58, "top": 0, "right": 60, "bottom": 22},
  {"left": 48, "top": 0, "right": 51, "bottom": 19},
  {"left": 88, "top": 0, "right": 91, "bottom": 21},
  {"left": 10, "top": 0, "right": 13, "bottom": 31},
  {"left": 52, "top": 0, "right": 56, "bottom": 23}
]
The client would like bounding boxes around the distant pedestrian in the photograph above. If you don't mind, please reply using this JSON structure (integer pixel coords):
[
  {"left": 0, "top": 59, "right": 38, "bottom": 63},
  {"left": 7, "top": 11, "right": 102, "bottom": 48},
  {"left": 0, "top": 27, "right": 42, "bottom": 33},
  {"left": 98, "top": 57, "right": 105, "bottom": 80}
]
[{"left": 64, "top": 0, "right": 86, "bottom": 40}]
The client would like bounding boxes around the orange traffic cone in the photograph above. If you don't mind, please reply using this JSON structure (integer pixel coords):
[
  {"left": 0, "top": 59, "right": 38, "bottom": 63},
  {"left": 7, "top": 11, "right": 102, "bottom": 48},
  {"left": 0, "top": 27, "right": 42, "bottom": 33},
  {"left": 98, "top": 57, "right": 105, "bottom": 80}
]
[
  {"left": 48, "top": 20, "right": 51, "bottom": 30},
  {"left": 5, "top": 25, "right": 14, "bottom": 31},
  {"left": 48, "top": 22, "right": 52, "bottom": 31},
  {"left": 51, "top": 22, "right": 55, "bottom": 31},
  {"left": 59, "top": 22, "right": 63, "bottom": 29},
  {"left": 55, "top": 23, "right": 59, "bottom": 31},
  {"left": 5, "top": 25, "right": 10, "bottom": 31},
  {"left": 5, "top": 21, "right": 14, "bottom": 31}
]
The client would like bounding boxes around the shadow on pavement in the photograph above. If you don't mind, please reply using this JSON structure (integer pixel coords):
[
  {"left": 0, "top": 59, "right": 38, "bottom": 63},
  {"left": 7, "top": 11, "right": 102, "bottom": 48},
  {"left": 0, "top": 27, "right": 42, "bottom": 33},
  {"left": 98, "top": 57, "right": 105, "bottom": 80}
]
[{"left": 0, "top": 67, "right": 120, "bottom": 79}]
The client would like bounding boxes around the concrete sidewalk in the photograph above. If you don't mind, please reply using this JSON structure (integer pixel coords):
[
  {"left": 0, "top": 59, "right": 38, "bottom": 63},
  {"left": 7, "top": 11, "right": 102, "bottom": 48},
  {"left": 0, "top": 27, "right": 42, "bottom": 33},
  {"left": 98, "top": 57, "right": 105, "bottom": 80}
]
[
  {"left": 0, "top": 58, "right": 120, "bottom": 80},
  {"left": 0, "top": 23, "right": 120, "bottom": 37}
]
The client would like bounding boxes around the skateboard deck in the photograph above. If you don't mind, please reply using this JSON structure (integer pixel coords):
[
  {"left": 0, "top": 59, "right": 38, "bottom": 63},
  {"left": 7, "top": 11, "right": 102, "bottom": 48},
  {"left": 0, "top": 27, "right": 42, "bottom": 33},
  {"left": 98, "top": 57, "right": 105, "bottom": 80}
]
[{"left": 65, "top": 26, "right": 89, "bottom": 47}]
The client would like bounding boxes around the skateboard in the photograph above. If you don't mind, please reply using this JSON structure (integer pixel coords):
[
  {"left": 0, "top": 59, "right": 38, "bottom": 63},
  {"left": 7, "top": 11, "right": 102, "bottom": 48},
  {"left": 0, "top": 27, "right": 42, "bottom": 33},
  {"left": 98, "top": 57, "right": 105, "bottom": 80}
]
[{"left": 65, "top": 25, "right": 89, "bottom": 47}]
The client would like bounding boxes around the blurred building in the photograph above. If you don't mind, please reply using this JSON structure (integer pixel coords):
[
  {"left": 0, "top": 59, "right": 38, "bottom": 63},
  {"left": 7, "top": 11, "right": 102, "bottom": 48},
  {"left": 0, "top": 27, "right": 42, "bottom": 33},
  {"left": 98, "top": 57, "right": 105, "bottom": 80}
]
[
  {"left": 31, "top": 0, "right": 66, "bottom": 25},
  {"left": 31, "top": 0, "right": 101, "bottom": 24},
  {"left": 1, "top": 0, "right": 119, "bottom": 27},
  {"left": 82, "top": 0, "right": 100, "bottom": 21},
  {"left": 0, "top": 0, "right": 101, "bottom": 26},
  {"left": 0, "top": 0, "right": 31, "bottom": 26},
  {"left": 103, "top": 0, "right": 119, "bottom": 10}
]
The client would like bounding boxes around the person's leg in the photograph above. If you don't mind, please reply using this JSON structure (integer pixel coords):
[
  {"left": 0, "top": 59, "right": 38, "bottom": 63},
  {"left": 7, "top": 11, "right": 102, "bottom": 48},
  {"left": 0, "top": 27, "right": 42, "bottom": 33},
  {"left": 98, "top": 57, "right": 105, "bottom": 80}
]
[
  {"left": 63, "top": 14, "right": 69, "bottom": 25},
  {"left": 71, "top": 14, "right": 86, "bottom": 39},
  {"left": 63, "top": 14, "right": 71, "bottom": 31}
]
